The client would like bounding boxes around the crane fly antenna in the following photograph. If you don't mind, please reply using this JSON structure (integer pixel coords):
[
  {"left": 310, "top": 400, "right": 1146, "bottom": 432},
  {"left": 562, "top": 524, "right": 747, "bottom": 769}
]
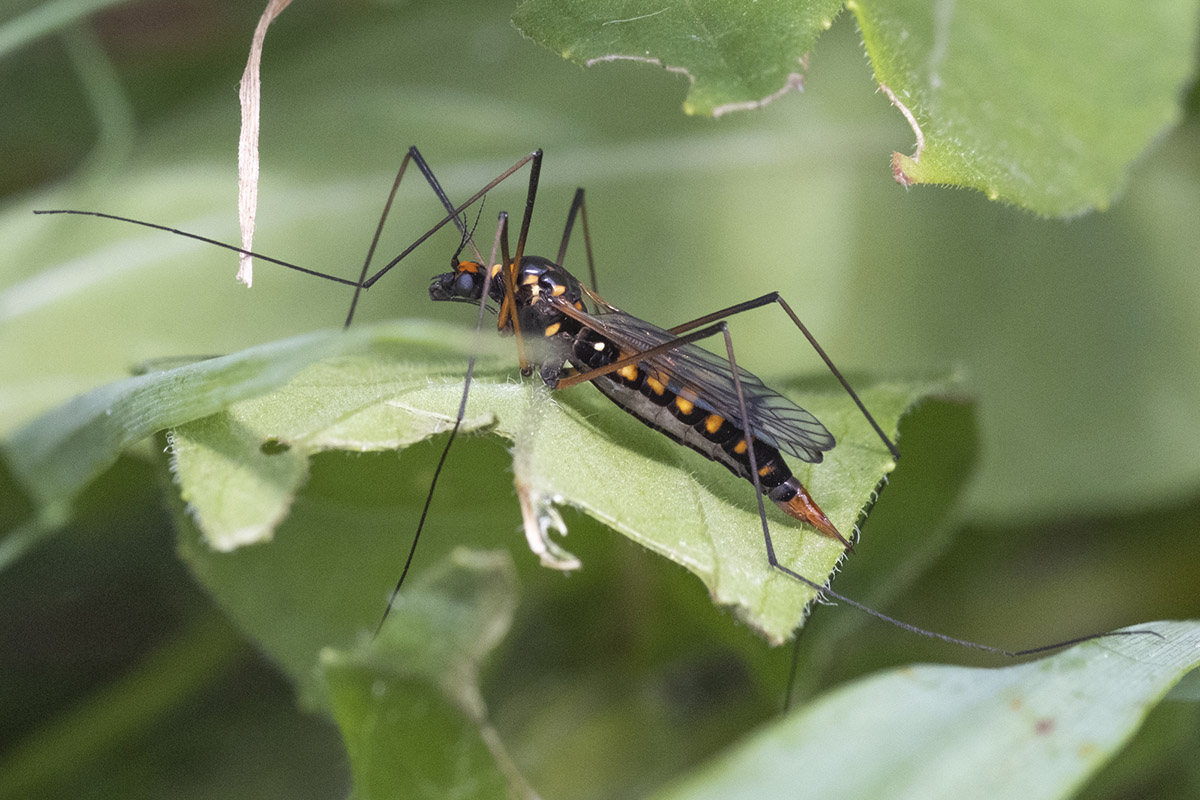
[{"left": 452, "top": 197, "right": 488, "bottom": 264}]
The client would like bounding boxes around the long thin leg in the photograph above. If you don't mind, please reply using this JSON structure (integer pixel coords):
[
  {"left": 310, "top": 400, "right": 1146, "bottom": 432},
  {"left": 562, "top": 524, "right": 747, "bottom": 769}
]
[
  {"left": 375, "top": 210, "right": 511, "bottom": 635},
  {"left": 371, "top": 148, "right": 544, "bottom": 369},
  {"left": 666, "top": 292, "right": 900, "bottom": 461},
  {"left": 548, "top": 310, "right": 738, "bottom": 390},
  {"left": 344, "top": 152, "right": 420, "bottom": 328},
  {"left": 345, "top": 147, "right": 543, "bottom": 326},
  {"left": 719, "top": 320, "right": 1152, "bottom": 657},
  {"left": 499, "top": 151, "right": 543, "bottom": 375},
  {"left": 555, "top": 188, "right": 599, "bottom": 292},
  {"left": 32, "top": 209, "right": 361, "bottom": 286},
  {"left": 370, "top": 151, "right": 542, "bottom": 630},
  {"left": 358, "top": 148, "right": 542, "bottom": 292},
  {"left": 35, "top": 146, "right": 542, "bottom": 328},
  {"left": 551, "top": 304, "right": 1154, "bottom": 657}
]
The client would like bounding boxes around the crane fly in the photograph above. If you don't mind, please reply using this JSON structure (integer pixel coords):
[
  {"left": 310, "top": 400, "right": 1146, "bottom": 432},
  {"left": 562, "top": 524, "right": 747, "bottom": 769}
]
[
  {"left": 348, "top": 147, "right": 899, "bottom": 631},
  {"left": 34, "top": 147, "right": 1152, "bottom": 660}
]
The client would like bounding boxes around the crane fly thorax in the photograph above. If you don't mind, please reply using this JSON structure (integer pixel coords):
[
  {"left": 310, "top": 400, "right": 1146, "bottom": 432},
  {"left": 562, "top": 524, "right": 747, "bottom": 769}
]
[{"left": 508, "top": 256, "right": 583, "bottom": 340}]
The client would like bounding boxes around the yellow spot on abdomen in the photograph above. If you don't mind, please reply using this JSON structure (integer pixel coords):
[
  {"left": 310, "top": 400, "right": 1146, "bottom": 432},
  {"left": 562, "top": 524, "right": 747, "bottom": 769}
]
[
  {"left": 732, "top": 438, "right": 748, "bottom": 454},
  {"left": 544, "top": 322, "right": 561, "bottom": 337},
  {"left": 618, "top": 364, "right": 639, "bottom": 382},
  {"left": 646, "top": 376, "right": 665, "bottom": 395},
  {"left": 705, "top": 414, "right": 725, "bottom": 434},
  {"left": 675, "top": 396, "right": 694, "bottom": 415}
]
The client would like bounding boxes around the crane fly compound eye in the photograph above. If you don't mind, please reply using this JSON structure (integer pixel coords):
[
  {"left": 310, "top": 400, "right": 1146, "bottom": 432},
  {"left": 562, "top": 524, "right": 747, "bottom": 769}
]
[{"left": 455, "top": 271, "right": 475, "bottom": 296}]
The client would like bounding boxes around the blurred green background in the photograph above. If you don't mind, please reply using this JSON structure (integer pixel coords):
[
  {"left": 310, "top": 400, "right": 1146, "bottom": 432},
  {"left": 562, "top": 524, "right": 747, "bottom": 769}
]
[{"left": 2, "top": 0, "right": 1199, "bottom": 797}]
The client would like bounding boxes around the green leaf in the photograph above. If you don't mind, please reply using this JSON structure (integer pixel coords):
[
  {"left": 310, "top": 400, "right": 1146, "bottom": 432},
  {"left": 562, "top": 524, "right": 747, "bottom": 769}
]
[
  {"left": 163, "top": 325, "right": 501, "bottom": 552},
  {"left": 654, "top": 620, "right": 1200, "bottom": 800},
  {"left": 8, "top": 316, "right": 948, "bottom": 644},
  {"left": 3, "top": 1, "right": 1198, "bottom": 797},
  {"left": 513, "top": 0, "right": 845, "bottom": 117},
  {"left": 2, "top": 321, "right": 481, "bottom": 511},
  {"left": 6, "top": 319, "right": 955, "bottom": 708},
  {"left": 851, "top": 0, "right": 1199, "bottom": 215},
  {"left": 514, "top": 0, "right": 1198, "bottom": 214},
  {"left": 156, "top": 323, "right": 941, "bottom": 644},
  {"left": 321, "top": 549, "right": 528, "bottom": 800}
]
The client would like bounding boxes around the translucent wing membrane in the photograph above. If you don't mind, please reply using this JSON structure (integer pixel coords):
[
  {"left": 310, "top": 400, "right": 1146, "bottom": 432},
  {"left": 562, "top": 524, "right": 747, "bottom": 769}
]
[{"left": 571, "top": 306, "right": 836, "bottom": 462}]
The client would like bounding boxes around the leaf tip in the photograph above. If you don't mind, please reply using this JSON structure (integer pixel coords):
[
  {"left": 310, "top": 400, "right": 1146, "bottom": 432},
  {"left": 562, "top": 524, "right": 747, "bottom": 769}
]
[
  {"left": 892, "top": 152, "right": 916, "bottom": 187},
  {"left": 879, "top": 82, "right": 926, "bottom": 188}
]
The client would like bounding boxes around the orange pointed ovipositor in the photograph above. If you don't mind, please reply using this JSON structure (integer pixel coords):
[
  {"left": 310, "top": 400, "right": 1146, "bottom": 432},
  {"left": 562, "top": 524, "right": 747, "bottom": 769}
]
[{"left": 775, "top": 481, "right": 854, "bottom": 553}]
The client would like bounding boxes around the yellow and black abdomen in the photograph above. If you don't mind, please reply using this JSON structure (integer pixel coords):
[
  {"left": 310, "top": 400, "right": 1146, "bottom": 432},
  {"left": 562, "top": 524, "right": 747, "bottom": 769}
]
[{"left": 571, "top": 327, "right": 846, "bottom": 546}]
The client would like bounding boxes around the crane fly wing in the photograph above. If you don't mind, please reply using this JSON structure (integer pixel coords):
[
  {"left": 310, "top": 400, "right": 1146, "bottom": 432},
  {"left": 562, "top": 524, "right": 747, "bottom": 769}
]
[{"left": 566, "top": 305, "right": 835, "bottom": 463}]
